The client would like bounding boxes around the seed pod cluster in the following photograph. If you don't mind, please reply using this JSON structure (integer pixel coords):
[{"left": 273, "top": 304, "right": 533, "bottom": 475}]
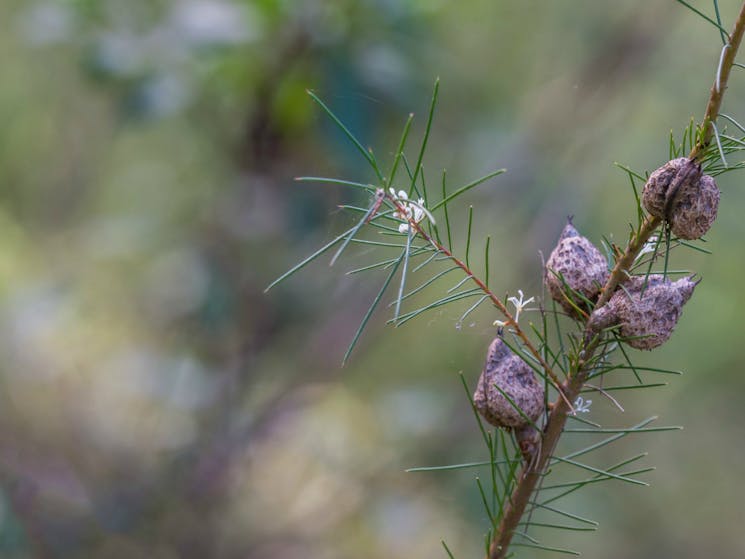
[
  {"left": 473, "top": 337, "right": 545, "bottom": 429},
  {"left": 545, "top": 221, "right": 609, "bottom": 314},
  {"left": 642, "top": 157, "right": 720, "bottom": 240},
  {"left": 589, "top": 275, "right": 697, "bottom": 350}
]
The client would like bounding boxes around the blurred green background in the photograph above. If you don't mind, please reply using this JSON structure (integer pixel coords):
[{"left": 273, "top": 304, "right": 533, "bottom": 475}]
[{"left": 1, "top": 1, "right": 745, "bottom": 557}]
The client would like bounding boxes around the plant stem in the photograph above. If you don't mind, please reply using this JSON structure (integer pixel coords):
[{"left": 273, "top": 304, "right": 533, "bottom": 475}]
[
  {"left": 595, "top": 216, "right": 661, "bottom": 308},
  {"left": 691, "top": 1, "right": 745, "bottom": 162},
  {"left": 387, "top": 195, "right": 571, "bottom": 405},
  {"left": 487, "top": 4, "right": 745, "bottom": 557}
]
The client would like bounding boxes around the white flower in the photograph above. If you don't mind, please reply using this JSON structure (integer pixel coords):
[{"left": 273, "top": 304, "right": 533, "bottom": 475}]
[
  {"left": 634, "top": 236, "right": 659, "bottom": 262},
  {"left": 507, "top": 289, "right": 535, "bottom": 324},
  {"left": 390, "top": 189, "right": 426, "bottom": 234},
  {"left": 574, "top": 396, "right": 592, "bottom": 414}
]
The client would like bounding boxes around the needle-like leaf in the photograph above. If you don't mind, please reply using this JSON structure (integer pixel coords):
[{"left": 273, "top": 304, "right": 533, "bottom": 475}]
[
  {"left": 265, "top": 225, "right": 356, "bottom": 291},
  {"left": 307, "top": 90, "right": 384, "bottom": 181},
  {"left": 343, "top": 254, "right": 404, "bottom": 364},
  {"left": 393, "top": 230, "right": 414, "bottom": 320},
  {"left": 431, "top": 169, "right": 506, "bottom": 211},
  {"left": 674, "top": 0, "right": 730, "bottom": 38}
]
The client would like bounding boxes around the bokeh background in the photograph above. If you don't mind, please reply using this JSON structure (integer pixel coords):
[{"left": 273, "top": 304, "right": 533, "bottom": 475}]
[{"left": 1, "top": 1, "right": 745, "bottom": 557}]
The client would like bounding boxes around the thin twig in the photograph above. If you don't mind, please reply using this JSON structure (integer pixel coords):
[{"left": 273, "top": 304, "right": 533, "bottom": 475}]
[
  {"left": 386, "top": 194, "right": 573, "bottom": 409},
  {"left": 691, "top": 2, "right": 745, "bottom": 161}
]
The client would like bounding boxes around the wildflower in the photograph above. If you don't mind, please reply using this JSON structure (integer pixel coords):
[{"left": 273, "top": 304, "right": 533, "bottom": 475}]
[
  {"left": 389, "top": 189, "right": 426, "bottom": 234},
  {"left": 634, "top": 236, "right": 659, "bottom": 263},
  {"left": 574, "top": 396, "right": 592, "bottom": 414},
  {"left": 507, "top": 290, "right": 535, "bottom": 324}
]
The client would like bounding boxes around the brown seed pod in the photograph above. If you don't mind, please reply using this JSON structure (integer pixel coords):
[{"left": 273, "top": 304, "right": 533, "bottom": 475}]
[
  {"left": 588, "top": 275, "right": 697, "bottom": 350},
  {"left": 669, "top": 174, "right": 720, "bottom": 240},
  {"left": 641, "top": 158, "right": 719, "bottom": 240},
  {"left": 641, "top": 158, "right": 696, "bottom": 218},
  {"left": 473, "top": 337, "right": 545, "bottom": 429},
  {"left": 545, "top": 221, "right": 609, "bottom": 314}
]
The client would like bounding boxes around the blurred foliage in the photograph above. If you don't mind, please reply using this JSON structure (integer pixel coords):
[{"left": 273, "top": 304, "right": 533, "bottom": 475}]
[{"left": 1, "top": 0, "right": 745, "bottom": 558}]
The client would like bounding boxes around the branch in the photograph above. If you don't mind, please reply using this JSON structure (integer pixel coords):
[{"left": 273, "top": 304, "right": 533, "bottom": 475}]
[
  {"left": 691, "top": 2, "right": 745, "bottom": 161},
  {"left": 386, "top": 193, "right": 573, "bottom": 408},
  {"left": 487, "top": 4, "right": 745, "bottom": 557}
]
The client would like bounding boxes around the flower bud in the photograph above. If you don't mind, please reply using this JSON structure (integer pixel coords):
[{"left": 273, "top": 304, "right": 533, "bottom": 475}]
[
  {"left": 545, "top": 221, "right": 609, "bottom": 314},
  {"left": 589, "top": 275, "right": 697, "bottom": 350},
  {"left": 473, "top": 337, "right": 545, "bottom": 429},
  {"left": 642, "top": 158, "right": 719, "bottom": 240}
]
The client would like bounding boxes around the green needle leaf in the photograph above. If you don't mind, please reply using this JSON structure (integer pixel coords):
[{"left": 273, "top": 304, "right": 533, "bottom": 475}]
[
  {"left": 409, "top": 78, "right": 440, "bottom": 194},
  {"left": 388, "top": 113, "right": 415, "bottom": 189},
  {"left": 562, "top": 418, "right": 657, "bottom": 461},
  {"left": 295, "top": 176, "right": 375, "bottom": 192},
  {"left": 579, "top": 383, "right": 668, "bottom": 393},
  {"left": 529, "top": 503, "right": 598, "bottom": 526},
  {"left": 457, "top": 295, "right": 490, "bottom": 326},
  {"left": 465, "top": 205, "right": 474, "bottom": 268},
  {"left": 307, "top": 90, "right": 384, "bottom": 181},
  {"left": 677, "top": 239, "right": 712, "bottom": 254},
  {"left": 613, "top": 333, "right": 643, "bottom": 384},
  {"left": 674, "top": 0, "right": 730, "bottom": 38},
  {"left": 564, "top": 425, "right": 680, "bottom": 434},
  {"left": 343, "top": 254, "right": 404, "bottom": 364},
  {"left": 441, "top": 170, "right": 453, "bottom": 250},
  {"left": 441, "top": 541, "right": 456, "bottom": 559},
  {"left": 476, "top": 477, "right": 496, "bottom": 527},
  {"left": 567, "top": 414, "right": 602, "bottom": 428},
  {"left": 391, "top": 288, "right": 482, "bottom": 326},
  {"left": 551, "top": 456, "right": 649, "bottom": 486},
  {"left": 395, "top": 266, "right": 459, "bottom": 303},
  {"left": 265, "top": 225, "right": 356, "bottom": 291},
  {"left": 330, "top": 204, "right": 378, "bottom": 266},
  {"left": 539, "top": 454, "right": 649, "bottom": 507},
  {"left": 517, "top": 521, "right": 596, "bottom": 533},
  {"left": 541, "top": 467, "right": 655, "bottom": 491},
  {"left": 713, "top": 0, "right": 728, "bottom": 44},
  {"left": 431, "top": 169, "right": 506, "bottom": 211},
  {"left": 720, "top": 113, "right": 745, "bottom": 134},
  {"left": 510, "top": 542, "right": 580, "bottom": 556},
  {"left": 394, "top": 230, "right": 414, "bottom": 320},
  {"left": 406, "top": 460, "right": 499, "bottom": 473}
]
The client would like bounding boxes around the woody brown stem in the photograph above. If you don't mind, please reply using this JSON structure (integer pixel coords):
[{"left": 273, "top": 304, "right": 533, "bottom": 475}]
[
  {"left": 387, "top": 194, "right": 571, "bottom": 405},
  {"left": 487, "top": 4, "right": 745, "bottom": 558},
  {"left": 690, "top": 2, "right": 745, "bottom": 162}
]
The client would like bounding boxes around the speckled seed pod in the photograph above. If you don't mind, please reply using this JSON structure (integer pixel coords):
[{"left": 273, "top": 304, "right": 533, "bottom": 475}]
[
  {"left": 668, "top": 174, "right": 720, "bottom": 240},
  {"left": 545, "top": 222, "right": 609, "bottom": 314},
  {"left": 589, "top": 275, "right": 697, "bottom": 350},
  {"left": 641, "top": 158, "right": 719, "bottom": 240},
  {"left": 473, "top": 337, "right": 545, "bottom": 429}
]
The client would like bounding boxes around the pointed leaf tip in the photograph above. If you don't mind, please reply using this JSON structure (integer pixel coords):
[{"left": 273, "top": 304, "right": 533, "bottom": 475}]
[{"left": 560, "top": 221, "right": 580, "bottom": 240}]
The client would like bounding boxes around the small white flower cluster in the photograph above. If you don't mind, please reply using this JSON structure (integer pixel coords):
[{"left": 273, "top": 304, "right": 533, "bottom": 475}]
[
  {"left": 573, "top": 396, "right": 592, "bottom": 414},
  {"left": 494, "top": 289, "right": 535, "bottom": 328},
  {"left": 390, "top": 188, "right": 426, "bottom": 234}
]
